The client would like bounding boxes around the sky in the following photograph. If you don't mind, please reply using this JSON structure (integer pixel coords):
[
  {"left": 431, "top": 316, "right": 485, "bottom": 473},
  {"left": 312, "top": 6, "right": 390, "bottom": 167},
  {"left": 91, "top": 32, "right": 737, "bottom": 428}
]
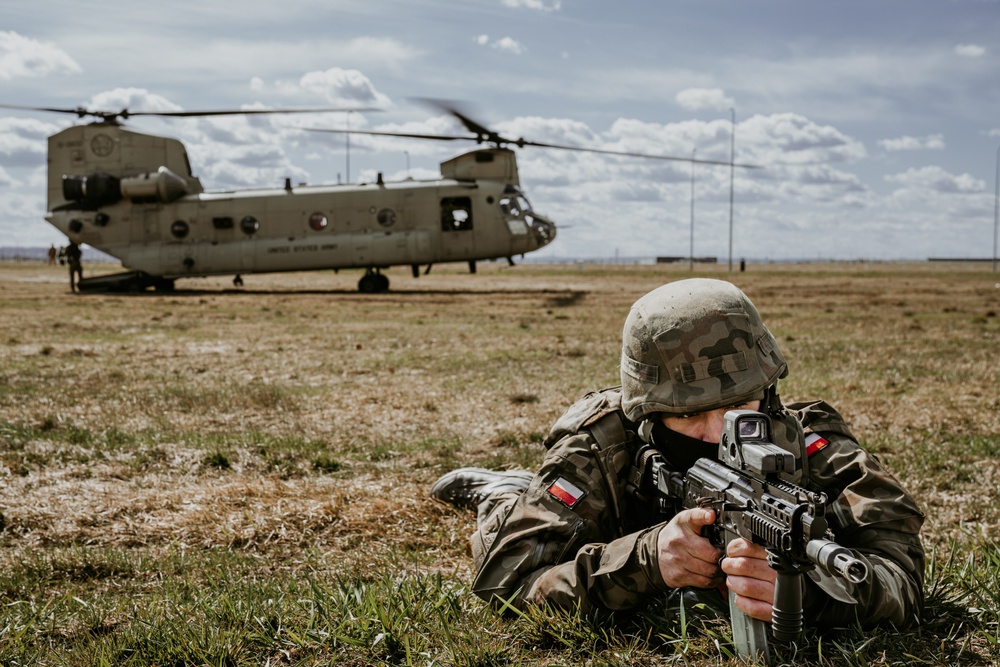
[{"left": 2, "top": 0, "right": 999, "bottom": 262}]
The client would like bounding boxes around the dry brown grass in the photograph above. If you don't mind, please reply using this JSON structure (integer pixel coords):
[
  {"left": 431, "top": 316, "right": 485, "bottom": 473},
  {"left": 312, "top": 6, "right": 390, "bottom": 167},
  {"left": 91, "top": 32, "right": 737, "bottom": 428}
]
[{"left": 1, "top": 259, "right": 998, "bottom": 663}]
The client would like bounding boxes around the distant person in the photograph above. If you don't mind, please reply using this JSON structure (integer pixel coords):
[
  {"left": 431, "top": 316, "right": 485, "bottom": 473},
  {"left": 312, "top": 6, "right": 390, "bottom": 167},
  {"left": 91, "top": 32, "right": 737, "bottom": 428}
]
[
  {"left": 57, "top": 246, "right": 66, "bottom": 266},
  {"left": 432, "top": 279, "right": 924, "bottom": 639},
  {"left": 47, "top": 244, "right": 57, "bottom": 265},
  {"left": 65, "top": 242, "right": 83, "bottom": 292}
]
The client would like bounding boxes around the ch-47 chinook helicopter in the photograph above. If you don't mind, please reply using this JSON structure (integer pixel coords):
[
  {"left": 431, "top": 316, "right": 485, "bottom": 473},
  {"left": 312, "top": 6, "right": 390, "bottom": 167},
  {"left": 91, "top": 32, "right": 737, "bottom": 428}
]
[{"left": 5, "top": 100, "right": 752, "bottom": 292}]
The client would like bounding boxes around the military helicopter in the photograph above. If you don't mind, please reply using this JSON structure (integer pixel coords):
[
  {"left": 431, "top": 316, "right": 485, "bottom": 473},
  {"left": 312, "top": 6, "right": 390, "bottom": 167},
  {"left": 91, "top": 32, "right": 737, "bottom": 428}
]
[{"left": 4, "top": 100, "right": 753, "bottom": 293}]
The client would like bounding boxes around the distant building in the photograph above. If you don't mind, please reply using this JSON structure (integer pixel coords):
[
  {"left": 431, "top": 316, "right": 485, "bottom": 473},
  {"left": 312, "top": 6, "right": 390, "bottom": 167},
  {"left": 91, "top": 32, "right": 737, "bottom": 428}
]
[{"left": 656, "top": 256, "right": 718, "bottom": 264}]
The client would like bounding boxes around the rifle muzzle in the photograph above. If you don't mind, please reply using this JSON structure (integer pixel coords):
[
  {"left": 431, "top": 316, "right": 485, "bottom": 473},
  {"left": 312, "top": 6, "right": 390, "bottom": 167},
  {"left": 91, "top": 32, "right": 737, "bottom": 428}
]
[{"left": 806, "top": 539, "right": 869, "bottom": 584}]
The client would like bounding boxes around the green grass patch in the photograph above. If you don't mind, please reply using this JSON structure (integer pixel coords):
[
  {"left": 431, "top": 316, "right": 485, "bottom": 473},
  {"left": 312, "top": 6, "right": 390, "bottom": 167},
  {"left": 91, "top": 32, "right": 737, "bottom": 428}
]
[{"left": 1, "top": 265, "right": 998, "bottom": 664}]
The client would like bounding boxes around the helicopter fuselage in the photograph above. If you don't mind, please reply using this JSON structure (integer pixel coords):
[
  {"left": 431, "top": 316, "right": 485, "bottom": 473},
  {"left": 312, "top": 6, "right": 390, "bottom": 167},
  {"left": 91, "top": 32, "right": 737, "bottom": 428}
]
[{"left": 45, "top": 124, "right": 556, "bottom": 290}]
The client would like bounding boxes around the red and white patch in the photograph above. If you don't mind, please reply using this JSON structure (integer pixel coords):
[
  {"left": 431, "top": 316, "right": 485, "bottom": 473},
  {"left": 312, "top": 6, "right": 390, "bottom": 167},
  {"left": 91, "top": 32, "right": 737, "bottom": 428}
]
[
  {"left": 805, "top": 432, "right": 830, "bottom": 457},
  {"left": 547, "top": 477, "right": 586, "bottom": 509}
]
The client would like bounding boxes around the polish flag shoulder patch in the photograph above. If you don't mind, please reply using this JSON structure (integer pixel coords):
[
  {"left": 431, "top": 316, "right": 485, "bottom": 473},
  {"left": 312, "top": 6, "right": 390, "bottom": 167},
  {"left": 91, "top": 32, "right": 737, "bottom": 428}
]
[
  {"left": 547, "top": 477, "right": 586, "bottom": 509},
  {"left": 805, "top": 432, "right": 830, "bottom": 457}
]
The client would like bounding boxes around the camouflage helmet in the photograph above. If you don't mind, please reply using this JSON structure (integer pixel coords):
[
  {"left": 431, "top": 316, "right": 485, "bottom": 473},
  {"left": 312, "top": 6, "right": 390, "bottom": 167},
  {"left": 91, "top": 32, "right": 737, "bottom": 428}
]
[{"left": 620, "top": 278, "right": 787, "bottom": 421}]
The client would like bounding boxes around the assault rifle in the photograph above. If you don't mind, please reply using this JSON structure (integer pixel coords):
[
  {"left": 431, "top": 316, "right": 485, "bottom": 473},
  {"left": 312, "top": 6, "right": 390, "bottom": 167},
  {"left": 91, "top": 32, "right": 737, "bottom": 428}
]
[{"left": 641, "top": 410, "right": 869, "bottom": 664}]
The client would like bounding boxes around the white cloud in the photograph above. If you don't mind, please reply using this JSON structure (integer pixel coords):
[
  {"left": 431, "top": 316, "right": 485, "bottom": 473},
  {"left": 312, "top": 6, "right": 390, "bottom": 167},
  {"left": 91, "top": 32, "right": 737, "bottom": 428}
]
[
  {"left": 3, "top": 3, "right": 997, "bottom": 261},
  {"left": 675, "top": 88, "right": 734, "bottom": 112},
  {"left": 0, "top": 117, "right": 59, "bottom": 164},
  {"left": 502, "top": 0, "right": 561, "bottom": 11},
  {"left": 878, "top": 134, "right": 945, "bottom": 151},
  {"left": 494, "top": 37, "right": 527, "bottom": 55},
  {"left": 501, "top": 115, "right": 599, "bottom": 148},
  {"left": 885, "top": 166, "right": 983, "bottom": 194},
  {"left": 0, "top": 190, "right": 51, "bottom": 245},
  {"left": 474, "top": 35, "right": 526, "bottom": 54},
  {"left": 185, "top": 130, "right": 310, "bottom": 189},
  {"left": 297, "top": 68, "right": 392, "bottom": 107},
  {"left": 955, "top": 43, "right": 986, "bottom": 58},
  {"left": 601, "top": 117, "right": 725, "bottom": 163},
  {"left": 663, "top": 48, "right": 989, "bottom": 127},
  {"left": 88, "top": 88, "right": 183, "bottom": 114},
  {"left": 739, "top": 113, "right": 867, "bottom": 165},
  {"left": 0, "top": 31, "right": 81, "bottom": 79},
  {"left": 337, "top": 36, "right": 420, "bottom": 70},
  {"left": 323, "top": 115, "right": 475, "bottom": 158}
]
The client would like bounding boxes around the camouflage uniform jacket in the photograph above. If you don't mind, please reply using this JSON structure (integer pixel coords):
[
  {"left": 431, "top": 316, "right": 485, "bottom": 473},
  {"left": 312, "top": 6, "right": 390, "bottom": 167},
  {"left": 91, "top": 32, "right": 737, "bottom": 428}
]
[{"left": 471, "top": 387, "right": 925, "bottom": 628}]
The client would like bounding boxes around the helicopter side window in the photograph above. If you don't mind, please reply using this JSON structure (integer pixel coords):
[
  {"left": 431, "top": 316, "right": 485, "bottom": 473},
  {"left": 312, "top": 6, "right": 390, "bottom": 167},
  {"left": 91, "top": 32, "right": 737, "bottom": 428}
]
[
  {"left": 441, "top": 197, "right": 473, "bottom": 232},
  {"left": 241, "top": 216, "right": 260, "bottom": 235},
  {"left": 377, "top": 208, "right": 397, "bottom": 228},
  {"left": 309, "top": 212, "right": 329, "bottom": 231},
  {"left": 171, "top": 220, "right": 190, "bottom": 239}
]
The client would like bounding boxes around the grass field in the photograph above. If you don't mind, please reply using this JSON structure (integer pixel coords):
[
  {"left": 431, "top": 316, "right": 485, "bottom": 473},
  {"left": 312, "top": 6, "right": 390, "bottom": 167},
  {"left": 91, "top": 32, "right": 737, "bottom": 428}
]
[{"left": 0, "top": 260, "right": 998, "bottom": 666}]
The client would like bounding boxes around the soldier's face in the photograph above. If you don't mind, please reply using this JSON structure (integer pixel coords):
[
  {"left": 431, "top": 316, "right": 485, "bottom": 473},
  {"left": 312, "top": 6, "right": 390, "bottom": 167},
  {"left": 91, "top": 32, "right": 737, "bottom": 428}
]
[{"left": 661, "top": 400, "right": 762, "bottom": 443}]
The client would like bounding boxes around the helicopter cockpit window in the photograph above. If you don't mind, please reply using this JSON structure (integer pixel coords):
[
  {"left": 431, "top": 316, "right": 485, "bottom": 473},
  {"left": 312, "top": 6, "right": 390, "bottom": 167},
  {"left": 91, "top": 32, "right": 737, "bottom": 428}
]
[
  {"left": 441, "top": 197, "right": 473, "bottom": 232},
  {"left": 377, "top": 208, "right": 397, "bottom": 228},
  {"left": 499, "top": 191, "right": 533, "bottom": 219},
  {"left": 309, "top": 212, "right": 329, "bottom": 231},
  {"left": 241, "top": 216, "right": 260, "bottom": 235}
]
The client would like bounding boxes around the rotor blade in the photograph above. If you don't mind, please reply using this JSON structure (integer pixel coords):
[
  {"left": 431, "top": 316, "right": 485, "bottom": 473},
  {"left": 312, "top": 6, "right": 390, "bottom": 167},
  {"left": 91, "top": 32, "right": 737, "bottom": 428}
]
[
  {"left": 410, "top": 97, "right": 501, "bottom": 142},
  {"left": 124, "top": 107, "right": 381, "bottom": 118},
  {"left": 303, "top": 127, "right": 477, "bottom": 142},
  {"left": 0, "top": 103, "right": 381, "bottom": 122},
  {"left": 306, "top": 126, "right": 761, "bottom": 168},
  {"left": 0, "top": 103, "right": 92, "bottom": 117},
  {"left": 517, "top": 138, "right": 761, "bottom": 169},
  {"left": 409, "top": 98, "right": 759, "bottom": 167}
]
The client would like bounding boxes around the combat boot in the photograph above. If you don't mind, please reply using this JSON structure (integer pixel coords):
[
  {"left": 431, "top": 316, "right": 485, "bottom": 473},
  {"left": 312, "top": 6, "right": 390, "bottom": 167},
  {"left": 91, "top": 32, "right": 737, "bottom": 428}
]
[{"left": 430, "top": 467, "right": 534, "bottom": 511}]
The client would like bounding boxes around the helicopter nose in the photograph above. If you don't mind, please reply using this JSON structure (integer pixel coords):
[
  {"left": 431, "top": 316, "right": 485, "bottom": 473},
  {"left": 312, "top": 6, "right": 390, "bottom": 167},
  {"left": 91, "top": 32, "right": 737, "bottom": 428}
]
[{"left": 527, "top": 213, "right": 556, "bottom": 246}]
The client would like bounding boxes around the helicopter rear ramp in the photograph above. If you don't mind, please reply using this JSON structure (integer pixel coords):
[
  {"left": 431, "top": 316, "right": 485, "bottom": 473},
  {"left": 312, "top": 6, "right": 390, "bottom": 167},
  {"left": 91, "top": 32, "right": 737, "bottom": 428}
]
[{"left": 77, "top": 271, "right": 171, "bottom": 293}]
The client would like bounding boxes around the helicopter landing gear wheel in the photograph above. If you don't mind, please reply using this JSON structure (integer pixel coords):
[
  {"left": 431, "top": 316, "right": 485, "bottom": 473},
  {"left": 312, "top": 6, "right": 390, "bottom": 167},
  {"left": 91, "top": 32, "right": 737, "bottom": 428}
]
[{"left": 358, "top": 270, "right": 390, "bottom": 293}]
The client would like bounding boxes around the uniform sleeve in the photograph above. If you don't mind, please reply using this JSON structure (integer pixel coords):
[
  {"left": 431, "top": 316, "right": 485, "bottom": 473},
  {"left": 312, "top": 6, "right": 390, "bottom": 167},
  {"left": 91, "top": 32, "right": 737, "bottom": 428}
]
[
  {"left": 471, "top": 432, "right": 669, "bottom": 611},
  {"left": 802, "top": 432, "right": 925, "bottom": 628}
]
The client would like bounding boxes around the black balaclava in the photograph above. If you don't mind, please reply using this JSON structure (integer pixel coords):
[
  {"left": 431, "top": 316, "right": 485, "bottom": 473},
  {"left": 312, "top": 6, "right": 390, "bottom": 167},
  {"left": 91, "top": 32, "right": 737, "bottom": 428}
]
[
  {"left": 645, "top": 419, "right": 719, "bottom": 474},
  {"left": 641, "top": 387, "right": 773, "bottom": 474}
]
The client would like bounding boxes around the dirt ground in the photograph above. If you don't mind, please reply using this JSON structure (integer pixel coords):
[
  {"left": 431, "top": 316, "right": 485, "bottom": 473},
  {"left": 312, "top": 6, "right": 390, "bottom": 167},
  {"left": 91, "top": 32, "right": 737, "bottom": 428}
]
[{"left": 1, "top": 260, "right": 998, "bottom": 575}]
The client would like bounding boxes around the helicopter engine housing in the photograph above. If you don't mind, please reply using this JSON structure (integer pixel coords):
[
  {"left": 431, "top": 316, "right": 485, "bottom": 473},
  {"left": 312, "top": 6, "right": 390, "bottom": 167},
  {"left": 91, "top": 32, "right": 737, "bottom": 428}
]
[{"left": 119, "top": 167, "right": 190, "bottom": 203}]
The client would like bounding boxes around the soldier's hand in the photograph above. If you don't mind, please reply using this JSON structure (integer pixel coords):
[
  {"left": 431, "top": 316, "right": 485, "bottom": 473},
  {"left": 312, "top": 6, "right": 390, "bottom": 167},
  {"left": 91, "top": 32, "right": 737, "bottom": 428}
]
[
  {"left": 656, "top": 508, "right": 724, "bottom": 589},
  {"left": 721, "top": 537, "right": 776, "bottom": 622}
]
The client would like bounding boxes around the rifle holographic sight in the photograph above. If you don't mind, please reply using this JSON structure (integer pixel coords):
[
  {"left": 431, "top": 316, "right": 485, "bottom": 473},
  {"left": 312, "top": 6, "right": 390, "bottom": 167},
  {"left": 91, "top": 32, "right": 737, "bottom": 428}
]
[{"left": 719, "top": 409, "right": 795, "bottom": 477}]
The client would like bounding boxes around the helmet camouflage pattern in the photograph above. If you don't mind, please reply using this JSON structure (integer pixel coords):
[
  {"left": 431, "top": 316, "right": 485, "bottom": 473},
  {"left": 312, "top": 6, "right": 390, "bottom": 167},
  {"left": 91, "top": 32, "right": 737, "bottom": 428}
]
[{"left": 620, "top": 278, "right": 787, "bottom": 421}]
